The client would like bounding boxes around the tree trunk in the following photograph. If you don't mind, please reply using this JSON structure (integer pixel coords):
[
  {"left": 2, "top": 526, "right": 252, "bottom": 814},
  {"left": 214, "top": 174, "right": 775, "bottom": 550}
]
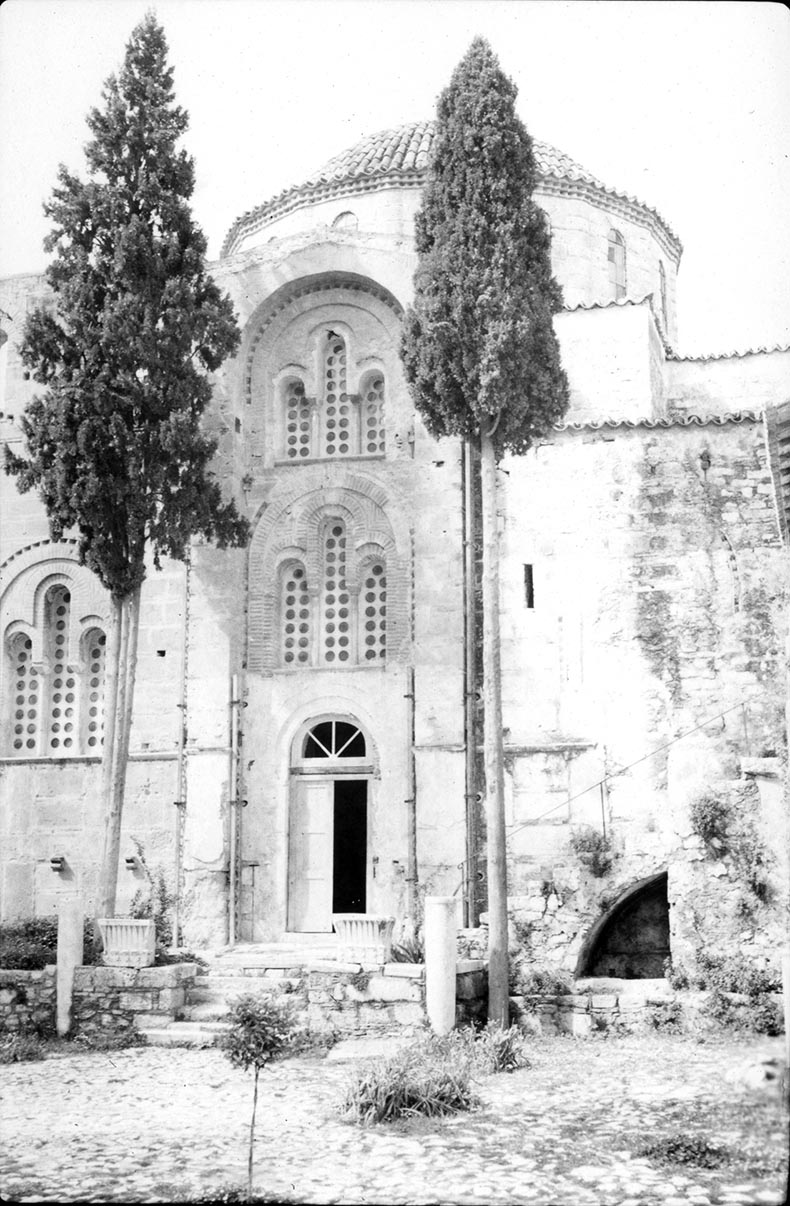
[
  {"left": 248, "top": 1066, "right": 259, "bottom": 1202},
  {"left": 98, "top": 584, "right": 142, "bottom": 918},
  {"left": 480, "top": 427, "right": 509, "bottom": 1026}
]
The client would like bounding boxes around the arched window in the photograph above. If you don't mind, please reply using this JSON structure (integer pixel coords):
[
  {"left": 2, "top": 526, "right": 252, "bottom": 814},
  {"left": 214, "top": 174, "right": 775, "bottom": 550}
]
[
  {"left": 281, "top": 563, "right": 312, "bottom": 666},
  {"left": 359, "top": 561, "right": 386, "bottom": 661},
  {"left": 44, "top": 585, "right": 76, "bottom": 754},
  {"left": 283, "top": 377, "right": 313, "bottom": 460},
  {"left": 81, "top": 628, "right": 107, "bottom": 751},
  {"left": 9, "top": 633, "right": 39, "bottom": 754},
  {"left": 321, "top": 521, "right": 352, "bottom": 665},
  {"left": 3, "top": 581, "right": 107, "bottom": 756},
  {"left": 332, "top": 211, "right": 359, "bottom": 233},
  {"left": 658, "top": 260, "right": 667, "bottom": 330},
  {"left": 607, "top": 229, "right": 626, "bottom": 300},
  {"left": 360, "top": 370, "right": 385, "bottom": 455},
  {"left": 322, "top": 332, "right": 351, "bottom": 458}
]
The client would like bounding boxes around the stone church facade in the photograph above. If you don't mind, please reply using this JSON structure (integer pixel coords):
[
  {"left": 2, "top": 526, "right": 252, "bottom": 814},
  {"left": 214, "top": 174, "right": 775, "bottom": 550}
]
[{"left": 1, "top": 122, "right": 788, "bottom": 977}]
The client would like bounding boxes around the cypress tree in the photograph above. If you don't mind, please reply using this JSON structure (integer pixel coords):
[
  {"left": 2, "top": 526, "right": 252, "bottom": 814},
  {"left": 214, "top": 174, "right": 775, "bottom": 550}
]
[
  {"left": 400, "top": 38, "right": 569, "bottom": 1023},
  {"left": 6, "top": 14, "right": 249, "bottom": 920}
]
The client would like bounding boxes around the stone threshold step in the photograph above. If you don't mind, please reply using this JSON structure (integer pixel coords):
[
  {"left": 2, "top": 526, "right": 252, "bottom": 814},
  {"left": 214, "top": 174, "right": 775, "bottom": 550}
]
[{"left": 138, "top": 1021, "right": 231, "bottom": 1048}]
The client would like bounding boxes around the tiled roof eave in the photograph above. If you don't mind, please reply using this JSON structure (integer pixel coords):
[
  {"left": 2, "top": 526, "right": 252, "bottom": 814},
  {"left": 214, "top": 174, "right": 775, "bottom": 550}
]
[
  {"left": 668, "top": 344, "right": 790, "bottom": 362},
  {"left": 550, "top": 411, "right": 763, "bottom": 433},
  {"left": 221, "top": 169, "right": 682, "bottom": 261}
]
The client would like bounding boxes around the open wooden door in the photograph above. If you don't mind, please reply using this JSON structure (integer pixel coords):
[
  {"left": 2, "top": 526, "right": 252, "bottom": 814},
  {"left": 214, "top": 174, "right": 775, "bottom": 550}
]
[{"left": 287, "top": 778, "right": 334, "bottom": 931}]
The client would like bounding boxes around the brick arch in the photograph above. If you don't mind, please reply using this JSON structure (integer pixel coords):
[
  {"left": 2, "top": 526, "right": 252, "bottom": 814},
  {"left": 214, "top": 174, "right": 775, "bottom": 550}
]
[{"left": 248, "top": 476, "right": 409, "bottom": 673}]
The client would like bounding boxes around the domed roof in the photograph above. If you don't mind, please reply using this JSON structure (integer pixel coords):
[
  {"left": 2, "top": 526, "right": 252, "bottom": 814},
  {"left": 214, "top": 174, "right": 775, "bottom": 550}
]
[{"left": 221, "top": 119, "right": 680, "bottom": 258}]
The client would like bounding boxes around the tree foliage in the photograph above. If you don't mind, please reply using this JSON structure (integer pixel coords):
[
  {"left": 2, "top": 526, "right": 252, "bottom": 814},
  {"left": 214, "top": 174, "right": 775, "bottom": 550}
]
[
  {"left": 400, "top": 36, "right": 569, "bottom": 457},
  {"left": 6, "top": 13, "right": 248, "bottom": 598}
]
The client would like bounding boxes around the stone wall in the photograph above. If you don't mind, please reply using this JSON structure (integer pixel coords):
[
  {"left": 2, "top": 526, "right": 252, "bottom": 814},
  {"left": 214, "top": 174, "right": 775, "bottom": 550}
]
[
  {"left": 0, "top": 966, "right": 55, "bottom": 1034},
  {"left": 71, "top": 963, "right": 196, "bottom": 1037}
]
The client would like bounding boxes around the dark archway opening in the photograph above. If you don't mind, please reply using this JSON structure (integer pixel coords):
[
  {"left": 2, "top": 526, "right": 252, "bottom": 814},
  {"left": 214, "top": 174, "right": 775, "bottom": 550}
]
[
  {"left": 583, "top": 872, "right": 670, "bottom": 979},
  {"left": 332, "top": 780, "right": 367, "bottom": 912}
]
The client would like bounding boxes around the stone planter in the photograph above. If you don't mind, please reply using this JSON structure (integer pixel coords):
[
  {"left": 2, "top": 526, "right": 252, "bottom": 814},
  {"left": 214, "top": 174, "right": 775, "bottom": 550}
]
[
  {"left": 332, "top": 914, "right": 395, "bottom": 964},
  {"left": 97, "top": 918, "right": 156, "bottom": 968}
]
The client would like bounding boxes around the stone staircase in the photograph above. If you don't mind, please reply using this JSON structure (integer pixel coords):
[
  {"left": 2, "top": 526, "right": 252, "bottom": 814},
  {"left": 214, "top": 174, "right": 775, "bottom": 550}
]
[{"left": 138, "top": 938, "right": 345, "bottom": 1048}]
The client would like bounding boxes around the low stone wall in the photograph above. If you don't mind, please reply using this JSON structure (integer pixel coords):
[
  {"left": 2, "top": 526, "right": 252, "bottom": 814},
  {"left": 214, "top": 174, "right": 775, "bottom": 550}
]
[
  {"left": 72, "top": 963, "right": 197, "bottom": 1036},
  {"left": 509, "top": 977, "right": 785, "bottom": 1036},
  {"left": 0, "top": 967, "right": 56, "bottom": 1035},
  {"left": 289, "top": 960, "right": 488, "bottom": 1035}
]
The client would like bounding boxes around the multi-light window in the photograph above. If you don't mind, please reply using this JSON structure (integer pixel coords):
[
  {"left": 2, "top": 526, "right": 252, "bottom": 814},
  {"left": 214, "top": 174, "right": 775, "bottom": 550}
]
[
  {"left": 4, "top": 583, "right": 106, "bottom": 756},
  {"left": 282, "top": 330, "right": 385, "bottom": 461},
  {"left": 278, "top": 521, "right": 387, "bottom": 669},
  {"left": 608, "top": 229, "right": 627, "bottom": 300}
]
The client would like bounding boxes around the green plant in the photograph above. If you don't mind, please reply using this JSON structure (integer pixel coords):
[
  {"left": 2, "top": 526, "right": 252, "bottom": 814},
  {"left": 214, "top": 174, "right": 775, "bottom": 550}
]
[
  {"left": 647, "top": 1001, "right": 684, "bottom": 1032},
  {"left": 696, "top": 952, "right": 780, "bottom": 996},
  {"left": 221, "top": 994, "right": 301, "bottom": 1201},
  {"left": 514, "top": 964, "right": 574, "bottom": 997},
  {"left": 129, "top": 840, "right": 174, "bottom": 951},
  {"left": 637, "top": 1134, "right": 729, "bottom": 1169},
  {"left": 663, "top": 958, "right": 690, "bottom": 991},
  {"left": 345, "top": 969, "right": 371, "bottom": 992},
  {"left": 341, "top": 1040, "right": 479, "bottom": 1124},
  {"left": 70, "top": 1027, "right": 147, "bottom": 1052},
  {"left": 689, "top": 791, "right": 730, "bottom": 851},
  {"left": 731, "top": 823, "right": 773, "bottom": 904},
  {"left": 568, "top": 826, "right": 615, "bottom": 877},
  {"left": 0, "top": 1033, "right": 47, "bottom": 1063},
  {"left": 0, "top": 916, "right": 100, "bottom": 969},
  {"left": 390, "top": 933, "right": 425, "bottom": 963},
  {"left": 471, "top": 1022, "right": 531, "bottom": 1073}
]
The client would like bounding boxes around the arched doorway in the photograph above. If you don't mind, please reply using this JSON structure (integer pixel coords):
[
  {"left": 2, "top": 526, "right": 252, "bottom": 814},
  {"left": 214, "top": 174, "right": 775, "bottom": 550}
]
[
  {"left": 287, "top": 717, "right": 375, "bottom": 932},
  {"left": 577, "top": 871, "right": 670, "bottom": 979}
]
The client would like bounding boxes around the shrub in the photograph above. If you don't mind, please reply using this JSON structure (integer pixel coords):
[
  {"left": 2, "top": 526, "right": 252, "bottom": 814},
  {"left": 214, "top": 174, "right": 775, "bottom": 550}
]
[
  {"left": 703, "top": 987, "right": 783, "bottom": 1036},
  {"left": 646, "top": 1001, "right": 683, "bottom": 1032},
  {"left": 0, "top": 916, "right": 99, "bottom": 969},
  {"left": 341, "top": 1041, "right": 478, "bottom": 1124},
  {"left": 70, "top": 1028, "right": 147, "bottom": 1052},
  {"left": 689, "top": 792, "right": 729, "bottom": 851},
  {"left": 514, "top": 964, "right": 573, "bottom": 997},
  {"left": 568, "top": 826, "right": 615, "bottom": 877},
  {"left": 0, "top": 1033, "right": 47, "bottom": 1063},
  {"left": 696, "top": 952, "right": 780, "bottom": 996},
  {"left": 390, "top": 933, "right": 425, "bottom": 963},
  {"left": 129, "top": 840, "right": 174, "bottom": 950},
  {"left": 663, "top": 958, "right": 690, "bottom": 991},
  {"left": 638, "top": 1134, "right": 728, "bottom": 1169}
]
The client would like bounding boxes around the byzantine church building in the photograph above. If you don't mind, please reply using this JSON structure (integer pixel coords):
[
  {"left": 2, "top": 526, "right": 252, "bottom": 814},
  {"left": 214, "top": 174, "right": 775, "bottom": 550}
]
[{"left": 1, "top": 121, "right": 788, "bottom": 978}]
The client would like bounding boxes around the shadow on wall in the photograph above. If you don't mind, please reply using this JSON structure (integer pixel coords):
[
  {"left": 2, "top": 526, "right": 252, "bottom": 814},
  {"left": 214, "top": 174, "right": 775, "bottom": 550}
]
[{"left": 577, "top": 871, "right": 670, "bottom": 979}]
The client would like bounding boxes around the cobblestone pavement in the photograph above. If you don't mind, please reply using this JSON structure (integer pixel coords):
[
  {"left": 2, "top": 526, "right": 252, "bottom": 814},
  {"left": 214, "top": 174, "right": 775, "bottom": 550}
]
[{"left": 0, "top": 1033, "right": 787, "bottom": 1204}]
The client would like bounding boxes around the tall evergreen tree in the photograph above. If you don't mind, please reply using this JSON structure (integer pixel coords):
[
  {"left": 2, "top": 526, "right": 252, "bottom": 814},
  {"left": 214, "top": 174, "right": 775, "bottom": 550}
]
[
  {"left": 6, "top": 13, "right": 249, "bottom": 920},
  {"left": 400, "top": 38, "right": 569, "bottom": 1023}
]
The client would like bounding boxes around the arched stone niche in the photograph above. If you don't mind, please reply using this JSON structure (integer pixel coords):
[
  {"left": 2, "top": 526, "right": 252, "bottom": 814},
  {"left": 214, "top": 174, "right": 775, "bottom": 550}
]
[{"left": 576, "top": 870, "right": 670, "bottom": 979}]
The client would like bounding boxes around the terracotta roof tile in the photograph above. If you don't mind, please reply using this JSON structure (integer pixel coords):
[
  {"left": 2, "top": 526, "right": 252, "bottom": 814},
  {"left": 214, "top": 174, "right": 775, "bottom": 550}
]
[{"left": 221, "top": 119, "right": 680, "bottom": 258}]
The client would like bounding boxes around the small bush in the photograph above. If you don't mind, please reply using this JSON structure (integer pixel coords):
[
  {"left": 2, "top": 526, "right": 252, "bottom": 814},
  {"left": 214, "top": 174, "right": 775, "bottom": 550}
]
[
  {"left": 703, "top": 987, "right": 783, "bottom": 1036},
  {"left": 647, "top": 1001, "right": 683, "bottom": 1032},
  {"left": 689, "top": 792, "right": 730, "bottom": 851},
  {"left": 696, "top": 952, "right": 780, "bottom": 996},
  {"left": 70, "top": 1028, "right": 147, "bottom": 1052},
  {"left": 0, "top": 1033, "right": 47, "bottom": 1063},
  {"left": 129, "top": 840, "right": 174, "bottom": 950},
  {"left": 341, "top": 1042, "right": 478, "bottom": 1124},
  {"left": 568, "top": 826, "right": 615, "bottom": 877},
  {"left": 663, "top": 958, "right": 690, "bottom": 991},
  {"left": 390, "top": 934, "right": 425, "bottom": 963},
  {"left": 514, "top": 964, "right": 573, "bottom": 997},
  {"left": 638, "top": 1134, "right": 729, "bottom": 1169},
  {"left": 0, "top": 916, "right": 99, "bottom": 969}
]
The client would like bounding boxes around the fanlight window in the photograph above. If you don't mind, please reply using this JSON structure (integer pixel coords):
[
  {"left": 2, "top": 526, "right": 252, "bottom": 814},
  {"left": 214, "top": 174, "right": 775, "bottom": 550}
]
[
  {"left": 303, "top": 720, "right": 366, "bottom": 759},
  {"left": 608, "top": 229, "right": 626, "bottom": 300}
]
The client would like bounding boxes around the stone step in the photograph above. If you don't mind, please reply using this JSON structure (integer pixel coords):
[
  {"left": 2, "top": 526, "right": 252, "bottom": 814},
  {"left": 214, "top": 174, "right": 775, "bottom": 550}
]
[
  {"left": 181, "top": 1002, "right": 233, "bottom": 1023},
  {"left": 138, "top": 1020, "right": 231, "bottom": 1048}
]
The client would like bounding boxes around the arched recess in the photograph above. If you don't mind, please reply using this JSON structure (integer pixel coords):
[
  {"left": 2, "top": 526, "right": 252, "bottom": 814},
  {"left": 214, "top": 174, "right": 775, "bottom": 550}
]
[
  {"left": 247, "top": 474, "right": 408, "bottom": 672},
  {"left": 576, "top": 870, "right": 670, "bottom": 979},
  {"left": 287, "top": 713, "right": 378, "bottom": 932}
]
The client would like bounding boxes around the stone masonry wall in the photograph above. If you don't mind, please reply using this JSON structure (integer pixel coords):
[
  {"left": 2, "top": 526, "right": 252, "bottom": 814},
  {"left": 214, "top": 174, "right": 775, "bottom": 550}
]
[
  {"left": 71, "top": 963, "right": 197, "bottom": 1037},
  {"left": 0, "top": 966, "right": 55, "bottom": 1034}
]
